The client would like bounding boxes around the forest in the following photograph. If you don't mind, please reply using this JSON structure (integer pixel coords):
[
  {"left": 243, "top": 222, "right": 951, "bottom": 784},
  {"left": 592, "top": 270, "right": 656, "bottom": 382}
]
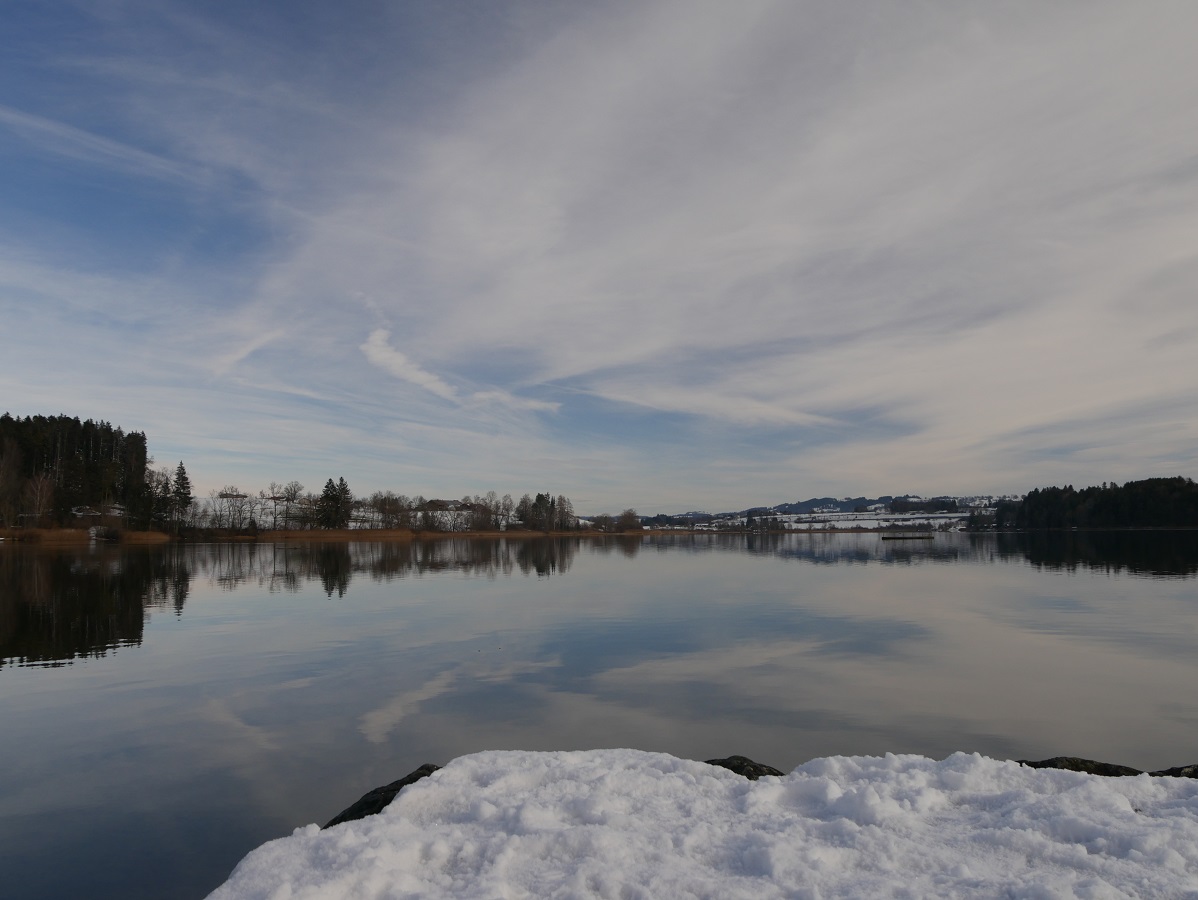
[
  {"left": 0, "top": 413, "right": 152, "bottom": 527},
  {"left": 995, "top": 477, "right": 1198, "bottom": 529}
]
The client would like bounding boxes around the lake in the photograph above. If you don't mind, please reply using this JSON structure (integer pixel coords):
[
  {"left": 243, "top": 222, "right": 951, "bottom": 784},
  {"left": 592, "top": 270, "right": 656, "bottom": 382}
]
[{"left": 2, "top": 531, "right": 1197, "bottom": 899}]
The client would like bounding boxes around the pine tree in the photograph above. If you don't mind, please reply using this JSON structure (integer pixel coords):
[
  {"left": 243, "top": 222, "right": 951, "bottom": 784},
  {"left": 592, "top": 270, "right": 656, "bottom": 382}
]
[
  {"left": 335, "top": 477, "right": 353, "bottom": 528},
  {"left": 318, "top": 479, "right": 339, "bottom": 528},
  {"left": 172, "top": 461, "right": 193, "bottom": 528},
  {"left": 315, "top": 477, "right": 354, "bottom": 528}
]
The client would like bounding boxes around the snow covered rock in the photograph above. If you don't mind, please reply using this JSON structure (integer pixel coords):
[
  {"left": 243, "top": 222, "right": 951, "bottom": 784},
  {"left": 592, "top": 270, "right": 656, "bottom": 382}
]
[
  {"left": 324, "top": 756, "right": 783, "bottom": 829},
  {"left": 209, "top": 749, "right": 1198, "bottom": 899}
]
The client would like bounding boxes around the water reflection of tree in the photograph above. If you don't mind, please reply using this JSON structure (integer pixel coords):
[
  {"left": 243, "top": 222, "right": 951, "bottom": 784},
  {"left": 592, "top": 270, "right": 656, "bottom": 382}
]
[
  {"left": 642, "top": 532, "right": 968, "bottom": 566},
  {"left": 0, "top": 547, "right": 191, "bottom": 668},
  {"left": 186, "top": 538, "right": 581, "bottom": 590},
  {"left": 641, "top": 531, "right": 1198, "bottom": 576},
  {"left": 267, "top": 531, "right": 1198, "bottom": 580},
  {"left": 514, "top": 538, "right": 579, "bottom": 576},
  {"left": 589, "top": 536, "right": 641, "bottom": 558},
  {"left": 311, "top": 544, "right": 352, "bottom": 598},
  {"left": 994, "top": 531, "right": 1198, "bottom": 579},
  {"left": 397, "top": 539, "right": 521, "bottom": 578},
  {"left": 614, "top": 536, "right": 640, "bottom": 559}
]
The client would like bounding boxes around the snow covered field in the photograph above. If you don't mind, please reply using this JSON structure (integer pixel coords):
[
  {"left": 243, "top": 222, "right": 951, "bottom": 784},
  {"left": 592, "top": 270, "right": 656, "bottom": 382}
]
[
  {"left": 209, "top": 749, "right": 1198, "bottom": 898},
  {"left": 692, "top": 511, "right": 970, "bottom": 531}
]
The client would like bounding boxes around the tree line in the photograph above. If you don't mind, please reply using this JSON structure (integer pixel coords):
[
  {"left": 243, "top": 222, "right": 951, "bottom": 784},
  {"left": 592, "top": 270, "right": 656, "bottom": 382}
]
[
  {"left": 993, "top": 477, "right": 1198, "bottom": 529},
  {"left": 0, "top": 414, "right": 152, "bottom": 527},
  {"left": 0, "top": 414, "right": 600, "bottom": 535},
  {"left": 191, "top": 482, "right": 588, "bottom": 534},
  {"left": 888, "top": 497, "right": 959, "bottom": 514}
]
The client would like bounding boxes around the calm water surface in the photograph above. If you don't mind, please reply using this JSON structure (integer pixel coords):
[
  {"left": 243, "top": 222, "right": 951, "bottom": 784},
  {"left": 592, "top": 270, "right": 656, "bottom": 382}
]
[{"left": 2, "top": 532, "right": 1197, "bottom": 899}]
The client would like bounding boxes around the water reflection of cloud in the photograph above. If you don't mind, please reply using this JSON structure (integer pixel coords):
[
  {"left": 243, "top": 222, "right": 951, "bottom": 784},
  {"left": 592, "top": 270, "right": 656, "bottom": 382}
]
[
  {"left": 359, "top": 670, "right": 458, "bottom": 744},
  {"left": 359, "top": 656, "right": 565, "bottom": 744},
  {"left": 201, "top": 697, "right": 282, "bottom": 753},
  {"left": 976, "top": 577, "right": 1198, "bottom": 663},
  {"left": 529, "top": 610, "right": 930, "bottom": 689},
  {"left": 405, "top": 651, "right": 1028, "bottom": 771}
]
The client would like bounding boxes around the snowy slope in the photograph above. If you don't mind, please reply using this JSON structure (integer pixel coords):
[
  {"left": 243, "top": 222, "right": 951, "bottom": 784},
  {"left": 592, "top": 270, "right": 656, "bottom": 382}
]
[{"left": 209, "top": 749, "right": 1198, "bottom": 899}]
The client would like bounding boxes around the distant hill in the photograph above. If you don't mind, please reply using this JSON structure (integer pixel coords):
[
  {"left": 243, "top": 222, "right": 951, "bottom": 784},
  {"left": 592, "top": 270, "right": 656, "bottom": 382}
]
[
  {"left": 770, "top": 496, "right": 893, "bottom": 515},
  {"left": 651, "top": 480, "right": 1198, "bottom": 530},
  {"left": 647, "top": 495, "right": 997, "bottom": 525}
]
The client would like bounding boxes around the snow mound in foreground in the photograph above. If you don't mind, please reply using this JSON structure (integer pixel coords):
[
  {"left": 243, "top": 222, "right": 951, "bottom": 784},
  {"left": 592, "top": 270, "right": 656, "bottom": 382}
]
[{"left": 209, "top": 749, "right": 1198, "bottom": 899}]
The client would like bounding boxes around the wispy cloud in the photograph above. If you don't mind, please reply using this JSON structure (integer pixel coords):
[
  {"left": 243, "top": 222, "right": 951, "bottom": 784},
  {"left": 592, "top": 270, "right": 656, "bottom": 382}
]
[
  {"left": 360, "top": 328, "right": 458, "bottom": 401},
  {"left": 361, "top": 328, "right": 560, "bottom": 412},
  {"left": 3, "top": 1, "right": 1198, "bottom": 509},
  {"left": 210, "top": 328, "right": 289, "bottom": 378},
  {"left": 468, "top": 391, "right": 559, "bottom": 414},
  {"left": 0, "top": 103, "right": 201, "bottom": 183}
]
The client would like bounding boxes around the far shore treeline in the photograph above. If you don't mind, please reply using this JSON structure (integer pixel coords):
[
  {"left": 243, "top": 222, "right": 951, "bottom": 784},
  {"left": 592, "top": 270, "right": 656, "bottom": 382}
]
[
  {"left": 3, "top": 414, "right": 1197, "bottom": 536},
  {"left": 0, "top": 413, "right": 639, "bottom": 535},
  {"left": 992, "top": 477, "right": 1198, "bottom": 530},
  {"left": 0, "top": 413, "right": 150, "bottom": 526}
]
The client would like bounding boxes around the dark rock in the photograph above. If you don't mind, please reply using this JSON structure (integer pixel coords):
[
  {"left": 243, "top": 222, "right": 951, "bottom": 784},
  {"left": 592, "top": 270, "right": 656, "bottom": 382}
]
[
  {"left": 1150, "top": 764, "right": 1198, "bottom": 778},
  {"left": 324, "top": 763, "right": 441, "bottom": 829},
  {"left": 1017, "top": 756, "right": 1142, "bottom": 777},
  {"left": 705, "top": 755, "right": 784, "bottom": 780}
]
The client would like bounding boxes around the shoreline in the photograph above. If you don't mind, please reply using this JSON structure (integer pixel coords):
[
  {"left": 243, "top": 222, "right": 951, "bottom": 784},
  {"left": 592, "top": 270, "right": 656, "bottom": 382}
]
[
  {"left": 5, "top": 525, "right": 1197, "bottom": 546},
  {"left": 0, "top": 526, "right": 943, "bottom": 544},
  {"left": 0, "top": 527, "right": 172, "bottom": 545}
]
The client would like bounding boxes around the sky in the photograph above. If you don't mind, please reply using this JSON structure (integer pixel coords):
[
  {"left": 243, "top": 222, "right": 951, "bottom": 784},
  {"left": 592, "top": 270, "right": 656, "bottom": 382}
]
[{"left": 2, "top": 0, "right": 1197, "bottom": 514}]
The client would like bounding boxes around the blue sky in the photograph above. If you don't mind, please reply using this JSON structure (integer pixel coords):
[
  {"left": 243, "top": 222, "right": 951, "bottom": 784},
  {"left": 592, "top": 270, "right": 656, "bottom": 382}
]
[{"left": 2, "top": 0, "right": 1197, "bottom": 514}]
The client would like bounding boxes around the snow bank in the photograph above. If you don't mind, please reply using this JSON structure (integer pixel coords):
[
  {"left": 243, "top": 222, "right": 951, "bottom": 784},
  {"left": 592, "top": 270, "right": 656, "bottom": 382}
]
[{"left": 209, "top": 749, "right": 1198, "bottom": 899}]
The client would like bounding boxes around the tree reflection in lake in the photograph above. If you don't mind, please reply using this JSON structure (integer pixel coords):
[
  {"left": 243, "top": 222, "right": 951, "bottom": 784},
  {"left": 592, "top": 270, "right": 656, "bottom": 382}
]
[
  {"left": 4, "top": 532, "right": 1196, "bottom": 671},
  {"left": 184, "top": 537, "right": 582, "bottom": 596},
  {"left": 0, "top": 546, "right": 191, "bottom": 668},
  {"left": 0, "top": 538, "right": 587, "bottom": 668},
  {"left": 645, "top": 532, "right": 974, "bottom": 565},
  {"left": 993, "top": 530, "right": 1198, "bottom": 578},
  {"left": 645, "top": 530, "right": 1198, "bottom": 576}
]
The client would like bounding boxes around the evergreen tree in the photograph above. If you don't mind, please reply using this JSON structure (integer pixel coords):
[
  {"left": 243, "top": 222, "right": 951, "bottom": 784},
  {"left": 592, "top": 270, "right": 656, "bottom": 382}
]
[
  {"left": 172, "top": 461, "right": 193, "bottom": 528},
  {"left": 335, "top": 477, "right": 353, "bottom": 528},
  {"left": 318, "top": 479, "right": 339, "bottom": 528},
  {"left": 318, "top": 477, "right": 353, "bottom": 528}
]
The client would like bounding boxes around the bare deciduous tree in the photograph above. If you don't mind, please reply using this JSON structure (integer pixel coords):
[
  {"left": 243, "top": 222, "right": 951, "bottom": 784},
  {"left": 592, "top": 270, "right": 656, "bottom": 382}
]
[{"left": 23, "top": 472, "right": 54, "bottom": 526}]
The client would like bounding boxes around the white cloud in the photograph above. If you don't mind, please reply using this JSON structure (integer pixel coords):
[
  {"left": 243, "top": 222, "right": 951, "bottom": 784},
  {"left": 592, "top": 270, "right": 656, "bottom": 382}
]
[
  {"left": 360, "top": 328, "right": 459, "bottom": 402},
  {"left": 210, "top": 328, "right": 289, "bottom": 377},
  {"left": 4, "top": 0, "right": 1198, "bottom": 508},
  {"left": 361, "top": 328, "right": 561, "bottom": 413},
  {"left": 467, "top": 391, "right": 559, "bottom": 414}
]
